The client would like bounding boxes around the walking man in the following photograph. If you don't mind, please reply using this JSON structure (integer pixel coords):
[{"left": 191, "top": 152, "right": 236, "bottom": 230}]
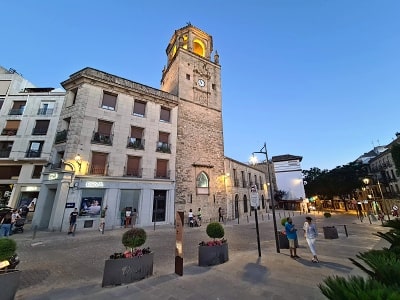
[{"left": 68, "top": 208, "right": 78, "bottom": 235}]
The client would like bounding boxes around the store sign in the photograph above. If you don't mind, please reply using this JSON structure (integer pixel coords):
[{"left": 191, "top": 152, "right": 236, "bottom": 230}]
[
  {"left": 85, "top": 181, "right": 104, "bottom": 188},
  {"left": 48, "top": 173, "right": 58, "bottom": 180},
  {"left": 65, "top": 203, "right": 75, "bottom": 208}
]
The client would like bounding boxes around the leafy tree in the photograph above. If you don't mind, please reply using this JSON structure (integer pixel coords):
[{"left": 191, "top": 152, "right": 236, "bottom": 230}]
[{"left": 391, "top": 143, "right": 400, "bottom": 176}]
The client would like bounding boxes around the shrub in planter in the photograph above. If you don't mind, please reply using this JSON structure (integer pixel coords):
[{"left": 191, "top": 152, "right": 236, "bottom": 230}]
[
  {"left": 0, "top": 238, "right": 21, "bottom": 300},
  {"left": 198, "top": 222, "right": 228, "bottom": 266},
  {"left": 102, "top": 228, "right": 153, "bottom": 287}
]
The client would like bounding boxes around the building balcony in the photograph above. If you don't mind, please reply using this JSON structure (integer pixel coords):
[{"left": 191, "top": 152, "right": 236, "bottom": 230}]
[
  {"left": 55, "top": 130, "right": 68, "bottom": 144},
  {"left": 0, "top": 149, "right": 11, "bottom": 158},
  {"left": 32, "top": 128, "right": 48, "bottom": 135},
  {"left": 154, "top": 169, "right": 170, "bottom": 179},
  {"left": 26, "top": 150, "right": 41, "bottom": 158},
  {"left": 1, "top": 129, "right": 17, "bottom": 136},
  {"left": 125, "top": 168, "right": 142, "bottom": 178},
  {"left": 8, "top": 108, "right": 24, "bottom": 115},
  {"left": 127, "top": 138, "right": 144, "bottom": 150},
  {"left": 37, "top": 108, "right": 54, "bottom": 115},
  {"left": 89, "top": 166, "right": 106, "bottom": 175},
  {"left": 156, "top": 142, "right": 171, "bottom": 153},
  {"left": 92, "top": 132, "right": 113, "bottom": 145}
]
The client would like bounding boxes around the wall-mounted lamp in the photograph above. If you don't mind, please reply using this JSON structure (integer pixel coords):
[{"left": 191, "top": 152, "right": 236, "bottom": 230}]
[{"left": 75, "top": 154, "right": 82, "bottom": 171}]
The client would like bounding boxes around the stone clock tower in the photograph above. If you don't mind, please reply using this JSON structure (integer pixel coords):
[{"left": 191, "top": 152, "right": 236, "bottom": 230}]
[{"left": 161, "top": 24, "right": 226, "bottom": 220}]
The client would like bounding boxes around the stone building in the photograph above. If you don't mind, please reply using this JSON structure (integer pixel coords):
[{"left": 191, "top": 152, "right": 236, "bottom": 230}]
[
  {"left": 25, "top": 24, "right": 269, "bottom": 231},
  {"left": 0, "top": 66, "right": 65, "bottom": 215}
]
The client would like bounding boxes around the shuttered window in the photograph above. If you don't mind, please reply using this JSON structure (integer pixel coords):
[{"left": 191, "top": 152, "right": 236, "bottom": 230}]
[
  {"left": 127, "top": 156, "right": 141, "bottom": 176},
  {"left": 160, "top": 107, "right": 170, "bottom": 122},
  {"left": 159, "top": 132, "right": 169, "bottom": 143},
  {"left": 98, "top": 120, "right": 112, "bottom": 135},
  {"left": 156, "top": 159, "right": 168, "bottom": 178},
  {"left": 0, "top": 81, "right": 11, "bottom": 96},
  {"left": 12, "top": 101, "right": 26, "bottom": 109},
  {"left": 91, "top": 152, "right": 108, "bottom": 175},
  {"left": 33, "top": 120, "right": 50, "bottom": 135},
  {"left": 130, "top": 126, "right": 143, "bottom": 139},
  {"left": 101, "top": 92, "right": 117, "bottom": 110},
  {"left": 133, "top": 100, "right": 146, "bottom": 117},
  {"left": 5, "top": 120, "right": 20, "bottom": 129}
]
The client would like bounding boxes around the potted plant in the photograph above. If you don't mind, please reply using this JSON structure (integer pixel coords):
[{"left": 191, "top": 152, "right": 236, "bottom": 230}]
[
  {"left": 0, "top": 238, "right": 21, "bottom": 300},
  {"left": 102, "top": 228, "right": 153, "bottom": 287},
  {"left": 198, "top": 222, "right": 228, "bottom": 266},
  {"left": 322, "top": 212, "right": 339, "bottom": 239},
  {"left": 279, "top": 217, "right": 299, "bottom": 249}
]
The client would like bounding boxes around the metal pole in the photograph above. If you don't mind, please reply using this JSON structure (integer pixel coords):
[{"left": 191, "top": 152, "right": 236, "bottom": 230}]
[
  {"left": 263, "top": 142, "right": 280, "bottom": 253},
  {"left": 254, "top": 208, "right": 261, "bottom": 257}
]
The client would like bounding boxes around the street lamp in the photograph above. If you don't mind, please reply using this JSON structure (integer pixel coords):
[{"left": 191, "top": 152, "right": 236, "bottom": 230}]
[{"left": 251, "top": 142, "right": 280, "bottom": 253}]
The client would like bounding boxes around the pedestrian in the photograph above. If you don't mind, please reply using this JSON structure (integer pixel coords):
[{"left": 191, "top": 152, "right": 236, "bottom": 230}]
[
  {"left": 218, "top": 207, "right": 224, "bottom": 222},
  {"left": 188, "top": 209, "right": 194, "bottom": 227},
  {"left": 197, "top": 208, "right": 202, "bottom": 226},
  {"left": 11, "top": 209, "right": 21, "bottom": 234},
  {"left": 285, "top": 217, "right": 299, "bottom": 259},
  {"left": 125, "top": 208, "right": 132, "bottom": 228},
  {"left": 1, "top": 211, "right": 12, "bottom": 237},
  {"left": 131, "top": 208, "right": 138, "bottom": 227},
  {"left": 99, "top": 206, "right": 108, "bottom": 232},
  {"left": 120, "top": 209, "right": 125, "bottom": 228},
  {"left": 68, "top": 208, "right": 79, "bottom": 234},
  {"left": 303, "top": 216, "right": 319, "bottom": 263}
]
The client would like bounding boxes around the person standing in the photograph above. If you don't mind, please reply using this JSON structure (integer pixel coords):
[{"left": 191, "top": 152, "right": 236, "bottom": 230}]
[
  {"left": 99, "top": 206, "right": 108, "bottom": 232},
  {"left": 68, "top": 208, "right": 79, "bottom": 234},
  {"left": 188, "top": 209, "right": 194, "bottom": 227},
  {"left": 1, "top": 211, "right": 13, "bottom": 237},
  {"left": 218, "top": 207, "right": 224, "bottom": 222},
  {"left": 303, "top": 216, "right": 319, "bottom": 263},
  {"left": 131, "top": 208, "right": 138, "bottom": 227},
  {"left": 197, "top": 208, "right": 202, "bottom": 226},
  {"left": 120, "top": 209, "right": 125, "bottom": 228},
  {"left": 285, "top": 217, "right": 299, "bottom": 259},
  {"left": 11, "top": 209, "right": 21, "bottom": 234}
]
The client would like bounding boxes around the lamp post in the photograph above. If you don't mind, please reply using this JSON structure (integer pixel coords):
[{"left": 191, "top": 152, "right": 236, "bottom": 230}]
[{"left": 251, "top": 142, "right": 280, "bottom": 253}]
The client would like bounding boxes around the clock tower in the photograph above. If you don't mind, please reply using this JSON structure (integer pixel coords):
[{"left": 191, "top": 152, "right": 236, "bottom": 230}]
[{"left": 161, "top": 24, "right": 226, "bottom": 220}]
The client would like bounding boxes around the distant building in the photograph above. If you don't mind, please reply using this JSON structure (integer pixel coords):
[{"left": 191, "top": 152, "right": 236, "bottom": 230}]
[{"left": 0, "top": 66, "right": 65, "bottom": 210}]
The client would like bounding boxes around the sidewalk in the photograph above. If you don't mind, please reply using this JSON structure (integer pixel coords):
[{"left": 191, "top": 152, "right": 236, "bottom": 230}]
[{"left": 12, "top": 211, "right": 388, "bottom": 300}]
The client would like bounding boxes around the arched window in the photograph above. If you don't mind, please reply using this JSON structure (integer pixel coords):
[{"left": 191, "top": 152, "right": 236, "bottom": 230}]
[
  {"left": 196, "top": 171, "right": 209, "bottom": 195},
  {"left": 193, "top": 39, "right": 205, "bottom": 57}
]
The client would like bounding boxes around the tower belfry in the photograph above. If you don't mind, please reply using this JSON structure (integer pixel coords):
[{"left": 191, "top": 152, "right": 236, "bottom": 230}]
[{"left": 161, "top": 24, "right": 225, "bottom": 218}]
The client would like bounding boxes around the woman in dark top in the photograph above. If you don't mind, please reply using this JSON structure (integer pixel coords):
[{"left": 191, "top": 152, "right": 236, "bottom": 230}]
[{"left": 1, "top": 211, "right": 12, "bottom": 236}]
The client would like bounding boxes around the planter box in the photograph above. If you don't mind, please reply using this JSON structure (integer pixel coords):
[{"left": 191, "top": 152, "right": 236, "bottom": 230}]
[
  {"left": 323, "top": 226, "right": 339, "bottom": 239},
  {"left": 0, "top": 269, "right": 21, "bottom": 300},
  {"left": 278, "top": 232, "right": 299, "bottom": 249},
  {"left": 198, "top": 243, "right": 229, "bottom": 266},
  {"left": 102, "top": 252, "right": 153, "bottom": 287}
]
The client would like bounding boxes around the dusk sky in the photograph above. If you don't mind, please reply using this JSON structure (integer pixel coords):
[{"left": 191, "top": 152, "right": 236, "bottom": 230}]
[{"left": 2, "top": 1, "right": 399, "bottom": 171}]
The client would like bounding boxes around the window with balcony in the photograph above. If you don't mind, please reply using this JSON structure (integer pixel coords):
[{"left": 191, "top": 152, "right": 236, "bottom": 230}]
[
  {"left": 243, "top": 195, "right": 248, "bottom": 213},
  {"left": 133, "top": 100, "right": 146, "bottom": 117},
  {"left": 155, "top": 159, "right": 169, "bottom": 179},
  {"left": 0, "top": 141, "right": 13, "bottom": 158},
  {"left": 32, "top": 165, "right": 42, "bottom": 179},
  {"left": 156, "top": 131, "right": 170, "bottom": 153},
  {"left": 1, "top": 120, "right": 20, "bottom": 136},
  {"left": 101, "top": 92, "right": 117, "bottom": 111},
  {"left": 26, "top": 141, "right": 44, "bottom": 158},
  {"left": 127, "top": 126, "right": 144, "bottom": 149},
  {"left": 126, "top": 156, "right": 142, "bottom": 177},
  {"left": 92, "top": 120, "right": 113, "bottom": 145},
  {"left": 9, "top": 101, "right": 26, "bottom": 115},
  {"left": 90, "top": 152, "right": 108, "bottom": 175},
  {"left": 196, "top": 171, "right": 209, "bottom": 195},
  {"left": 0, "top": 165, "right": 21, "bottom": 179},
  {"left": 0, "top": 80, "right": 11, "bottom": 96},
  {"left": 37, "top": 101, "right": 55, "bottom": 115},
  {"left": 248, "top": 173, "right": 252, "bottom": 187},
  {"left": 32, "top": 120, "right": 50, "bottom": 135},
  {"left": 241, "top": 171, "right": 246, "bottom": 188},
  {"left": 160, "top": 107, "right": 171, "bottom": 122}
]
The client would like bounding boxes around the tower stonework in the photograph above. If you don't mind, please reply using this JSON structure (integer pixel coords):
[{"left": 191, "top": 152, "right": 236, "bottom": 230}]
[{"left": 161, "top": 25, "right": 226, "bottom": 220}]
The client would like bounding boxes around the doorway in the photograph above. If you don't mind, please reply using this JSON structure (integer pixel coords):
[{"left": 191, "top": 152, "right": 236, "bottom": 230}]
[{"left": 152, "top": 190, "right": 166, "bottom": 222}]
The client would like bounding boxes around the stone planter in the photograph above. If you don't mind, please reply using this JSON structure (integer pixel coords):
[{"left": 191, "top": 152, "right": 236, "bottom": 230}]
[
  {"left": 198, "top": 243, "right": 229, "bottom": 266},
  {"left": 102, "top": 252, "right": 153, "bottom": 287},
  {"left": 323, "top": 226, "right": 339, "bottom": 239},
  {"left": 0, "top": 269, "right": 21, "bottom": 300},
  {"left": 278, "top": 232, "right": 298, "bottom": 249}
]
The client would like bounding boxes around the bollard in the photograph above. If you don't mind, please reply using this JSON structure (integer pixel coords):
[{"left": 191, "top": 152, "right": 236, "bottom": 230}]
[
  {"left": 261, "top": 213, "right": 264, "bottom": 221},
  {"left": 247, "top": 215, "right": 249, "bottom": 223},
  {"left": 32, "top": 225, "right": 38, "bottom": 240},
  {"left": 343, "top": 225, "right": 348, "bottom": 237},
  {"left": 278, "top": 212, "right": 281, "bottom": 218},
  {"left": 268, "top": 213, "right": 270, "bottom": 220}
]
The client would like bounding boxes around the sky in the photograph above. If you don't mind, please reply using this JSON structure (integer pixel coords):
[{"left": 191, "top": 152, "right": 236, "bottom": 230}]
[{"left": 2, "top": 1, "right": 399, "bottom": 171}]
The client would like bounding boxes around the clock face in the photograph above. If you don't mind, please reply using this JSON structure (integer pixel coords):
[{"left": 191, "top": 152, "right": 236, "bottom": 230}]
[{"left": 197, "top": 79, "right": 205, "bottom": 87}]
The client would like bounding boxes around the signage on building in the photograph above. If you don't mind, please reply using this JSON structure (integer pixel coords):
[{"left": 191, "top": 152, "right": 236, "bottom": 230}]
[
  {"left": 48, "top": 173, "right": 58, "bottom": 180},
  {"left": 65, "top": 203, "right": 75, "bottom": 208},
  {"left": 85, "top": 181, "right": 104, "bottom": 188}
]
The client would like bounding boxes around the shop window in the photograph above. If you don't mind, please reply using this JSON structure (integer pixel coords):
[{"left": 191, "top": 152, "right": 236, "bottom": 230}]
[
  {"left": 101, "top": 92, "right": 117, "bottom": 111},
  {"left": 196, "top": 171, "right": 209, "bottom": 195},
  {"left": 133, "top": 100, "right": 146, "bottom": 117}
]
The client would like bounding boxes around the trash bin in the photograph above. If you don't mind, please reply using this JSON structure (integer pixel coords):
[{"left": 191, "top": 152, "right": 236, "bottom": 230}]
[{"left": 323, "top": 226, "right": 339, "bottom": 239}]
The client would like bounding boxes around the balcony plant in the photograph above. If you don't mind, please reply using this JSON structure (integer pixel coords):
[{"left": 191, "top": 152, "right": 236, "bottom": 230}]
[
  {"left": 102, "top": 228, "right": 153, "bottom": 287},
  {"left": 0, "top": 238, "right": 21, "bottom": 300},
  {"left": 198, "top": 222, "right": 228, "bottom": 266}
]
